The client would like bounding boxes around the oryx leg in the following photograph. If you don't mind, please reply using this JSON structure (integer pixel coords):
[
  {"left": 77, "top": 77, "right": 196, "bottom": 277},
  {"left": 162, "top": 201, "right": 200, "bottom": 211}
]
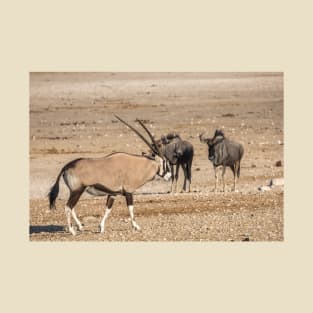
[
  {"left": 65, "top": 188, "right": 84, "bottom": 236},
  {"left": 99, "top": 195, "right": 115, "bottom": 233},
  {"left": 125, "top": 193, "right": 140, "bottom": 231}
]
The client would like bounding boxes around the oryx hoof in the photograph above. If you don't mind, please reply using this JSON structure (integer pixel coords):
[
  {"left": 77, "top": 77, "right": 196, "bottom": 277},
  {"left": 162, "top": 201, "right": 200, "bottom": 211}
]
[
  {"left": 69, "top": 227, "right": 76, "bottom": 236},
  {"left": 132, "top": 223, "right": 141, "bottom": 231}
]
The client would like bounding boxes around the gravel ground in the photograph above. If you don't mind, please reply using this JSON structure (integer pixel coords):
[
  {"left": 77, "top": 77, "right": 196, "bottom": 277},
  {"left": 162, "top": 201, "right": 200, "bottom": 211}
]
[
  {"left": 30, "top": 190, "right": 283, "bottom": 241},
  {"left": 29, "top": 72, "right": 284, "bottom": 241}
]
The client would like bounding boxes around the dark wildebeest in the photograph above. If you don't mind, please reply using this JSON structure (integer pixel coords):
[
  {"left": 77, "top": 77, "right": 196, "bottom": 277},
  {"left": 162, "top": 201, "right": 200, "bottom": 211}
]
[
  {"left": 199, "top": 129, "right": 244, "bottom": 192},
  {"left": 150, "top": 131, "right": 193, "bottom": 193},
  {"left": 48, "top": 115, "right": 171, "bottom": 236},
  {"left": 133, "top": 120, "right": 193, "bottom": 193}
]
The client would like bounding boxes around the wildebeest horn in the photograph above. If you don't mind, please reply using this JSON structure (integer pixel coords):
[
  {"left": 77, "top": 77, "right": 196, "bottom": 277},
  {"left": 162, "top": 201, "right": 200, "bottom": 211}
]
[
  {"left": 212, "top": 129, "right": 225, "bottom": 144},
  {"left": 212, "top": 135, "right": 224, "bottom": 144},
  {"left": 115, "top": 115, "right": 160, "bottom": 156},
  {"left": 214, "top": 129, "right": 225, "bottom": 138},
  {"left": 199, "top": 133, "right": 209, "bottom": 143},
  {"left": 135, "top": 119, "right": 162, "bottom": 155}
]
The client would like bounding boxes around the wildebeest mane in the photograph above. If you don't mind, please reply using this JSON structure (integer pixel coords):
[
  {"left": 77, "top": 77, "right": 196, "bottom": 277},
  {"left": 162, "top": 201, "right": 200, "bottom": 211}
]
[{"left": 161, "top": 132, "right": 181, "bottom": 144}]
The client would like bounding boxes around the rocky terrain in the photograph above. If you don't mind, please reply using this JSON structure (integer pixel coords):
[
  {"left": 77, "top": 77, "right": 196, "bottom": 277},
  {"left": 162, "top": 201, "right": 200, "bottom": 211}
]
[{"left": 29, "top": 72, "right": 283, "bottom": 241}]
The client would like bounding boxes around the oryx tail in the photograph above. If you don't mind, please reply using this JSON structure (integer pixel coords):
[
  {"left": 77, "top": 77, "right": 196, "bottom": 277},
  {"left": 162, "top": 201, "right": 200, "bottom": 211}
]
[{"left": 48, "top": 158, "right": 82, "bottom": 209}]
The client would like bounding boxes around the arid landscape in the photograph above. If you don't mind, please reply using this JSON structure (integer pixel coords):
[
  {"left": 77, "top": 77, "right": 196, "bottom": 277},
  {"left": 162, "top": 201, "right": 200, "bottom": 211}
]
[{"left": 29, "top": 72, "right": 284, "bottom": 241}]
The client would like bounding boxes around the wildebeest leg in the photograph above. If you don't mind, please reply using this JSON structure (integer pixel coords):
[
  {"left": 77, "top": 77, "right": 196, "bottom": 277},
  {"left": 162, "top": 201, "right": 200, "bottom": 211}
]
[
  {"left": 181, "top": 163, "right": 188, "bottom": 192},
  {"left": 171, "top": 163, "right": 180, "bottom": 193},
  {"left": 186, "top": 159, "right": 192, "bottom": 192},
  {"left": 221, "top": 166, "right": 226, "bottom": 192},
  {"left": 99, "top": 195, "right": 115, "bottom": 233},
  {"left": 174, "top": 163, "right": 180, "bottom": 193},
  {"left": 232, "top": 162, "right": 239, "bottom": 192},
  {"left": 65, "top": 187, "right": 85, "bottom": 236},
  {"left": 125, "top": 193, "right": 140, "bottom": 230},
  {"left": 214, "top": 166, "right": 219, "bottom": 192},
  {"left": 170, "top": 164, "right": 175, "bottom": 193}
]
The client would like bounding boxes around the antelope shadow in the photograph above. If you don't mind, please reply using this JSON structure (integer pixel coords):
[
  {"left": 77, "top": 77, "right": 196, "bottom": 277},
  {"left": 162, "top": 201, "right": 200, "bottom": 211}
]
[{"left": 29, "top": 225, "right": 65, "bottom": 234}]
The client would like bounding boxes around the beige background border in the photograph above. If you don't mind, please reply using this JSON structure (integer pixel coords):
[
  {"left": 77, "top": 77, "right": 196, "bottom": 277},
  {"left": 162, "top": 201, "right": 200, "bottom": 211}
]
[{"left": 1, "top": 1, "right": 311, "bottom": 312}]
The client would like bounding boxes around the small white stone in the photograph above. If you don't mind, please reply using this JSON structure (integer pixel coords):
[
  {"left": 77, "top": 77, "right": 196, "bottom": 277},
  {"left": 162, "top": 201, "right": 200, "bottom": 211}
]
[
  {"left": 258, "top": 186, "right": 271, "bottom": 192},
  {"left": 269, "top": 178, "right": 284, "bottom": 187}
]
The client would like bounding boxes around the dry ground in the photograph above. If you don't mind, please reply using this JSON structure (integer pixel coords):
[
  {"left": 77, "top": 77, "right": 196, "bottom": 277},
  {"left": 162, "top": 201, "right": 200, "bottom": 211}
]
[{"left": 29, "top": 72, "right": 284, "bottom": 241}]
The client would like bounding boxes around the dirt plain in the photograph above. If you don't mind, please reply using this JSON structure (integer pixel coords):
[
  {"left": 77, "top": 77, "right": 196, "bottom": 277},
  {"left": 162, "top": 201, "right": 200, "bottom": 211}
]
[{"left": 29, "top": 72, "right": 284, "bottom": 241}]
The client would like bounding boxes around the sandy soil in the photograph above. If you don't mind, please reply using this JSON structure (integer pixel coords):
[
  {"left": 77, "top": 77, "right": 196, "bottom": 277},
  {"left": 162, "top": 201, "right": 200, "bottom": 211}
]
[{"left": 29, "top": 72, "right": 284, "bottom": 241}]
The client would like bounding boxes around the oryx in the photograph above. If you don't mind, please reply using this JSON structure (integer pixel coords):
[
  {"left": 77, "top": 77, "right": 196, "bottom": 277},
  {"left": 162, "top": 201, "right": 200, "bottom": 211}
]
[{"left": 48, "top": 115, "right": 171, "bottom": 236}]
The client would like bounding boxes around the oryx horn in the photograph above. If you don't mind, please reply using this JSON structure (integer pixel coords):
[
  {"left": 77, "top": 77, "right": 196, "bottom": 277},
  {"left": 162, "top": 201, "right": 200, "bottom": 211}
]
[
  {"left": 115, "top": 115, "right": 159, "bottom": 155},
  {"left": 136, "top": 118, "right": 162, "bottom": 156}
]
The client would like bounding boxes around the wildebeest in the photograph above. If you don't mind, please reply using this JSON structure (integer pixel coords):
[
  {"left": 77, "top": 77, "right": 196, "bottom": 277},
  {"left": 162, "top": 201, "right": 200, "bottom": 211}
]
[
  {"left": 136, "top": 122, "right": 194, "bottom": 193},
  {"left": 48, "top": 115, "right": 171, "bottom": 236},
  {"left": 199, "top": 129, "right": 244, "bottom": 192},
  {"left": 158, "top": 132, "right": 194, "bottom": 193}
]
